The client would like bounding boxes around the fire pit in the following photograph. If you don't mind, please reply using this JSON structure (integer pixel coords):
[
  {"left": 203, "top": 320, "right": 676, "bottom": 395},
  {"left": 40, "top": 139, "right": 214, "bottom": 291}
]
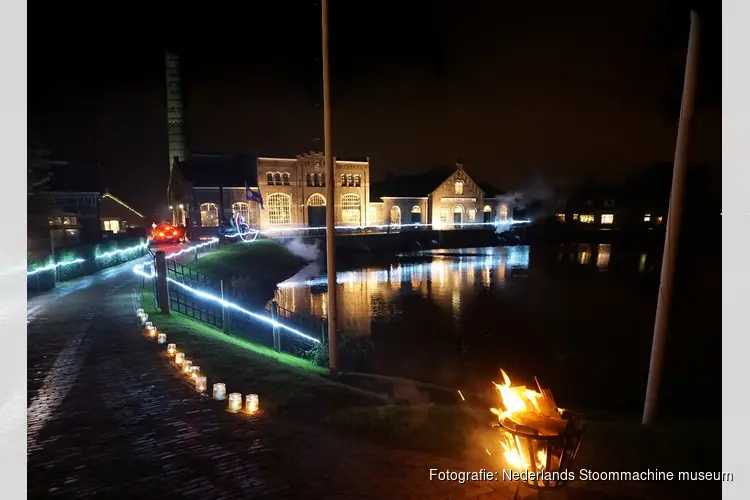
[{"left": 490, "top": 370, "right": 585, "bottom": 498}]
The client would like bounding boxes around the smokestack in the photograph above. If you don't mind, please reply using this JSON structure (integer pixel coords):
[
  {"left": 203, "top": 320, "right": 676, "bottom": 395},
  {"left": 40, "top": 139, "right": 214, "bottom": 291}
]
[{"left": 165, "top": 51, "right": 188, "bottom": 207}]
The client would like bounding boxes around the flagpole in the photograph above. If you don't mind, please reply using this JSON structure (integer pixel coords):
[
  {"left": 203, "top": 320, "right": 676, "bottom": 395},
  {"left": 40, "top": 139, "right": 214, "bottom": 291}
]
[
  {"left": 321, "top": 0, "right": 339, "bottom": 376},
  {"left": 642, "top": 10, "right": 700, "bottom": 425}
]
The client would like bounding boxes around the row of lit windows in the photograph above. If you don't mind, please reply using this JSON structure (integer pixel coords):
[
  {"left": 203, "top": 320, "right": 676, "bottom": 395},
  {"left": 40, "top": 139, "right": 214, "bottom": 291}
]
[
  {"left": 265, "top": 172, "right": 364, "bottom": 188},
  {"left": 48, "top": 216, "right": 78, "bottom": 226},
  {"left": 556, "top": 213, "right": 663, "bottom": 225},
  {"left": 266, "top": 172, "right": 291, "bottom": 186},
  {"left": 199, "top": 194, "right": 364, "bottom": 227}
]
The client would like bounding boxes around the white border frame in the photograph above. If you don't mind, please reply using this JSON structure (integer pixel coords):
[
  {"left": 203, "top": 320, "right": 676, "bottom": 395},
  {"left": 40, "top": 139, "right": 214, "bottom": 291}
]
[
  {"left": 723, "top": 1, "right": 746, "bottom": 498},
  {"left": 0, "top": 0, "right": 28, "bottom": 493}
]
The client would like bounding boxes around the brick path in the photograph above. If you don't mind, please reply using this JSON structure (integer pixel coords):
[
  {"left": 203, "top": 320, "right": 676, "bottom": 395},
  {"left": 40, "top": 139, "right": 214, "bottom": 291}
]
[
  {"left": 27, "top": 261, "right": 519, "bottom": 499},
  {"left": 27, "top": 259, "right": 690, "bottom": 500}
]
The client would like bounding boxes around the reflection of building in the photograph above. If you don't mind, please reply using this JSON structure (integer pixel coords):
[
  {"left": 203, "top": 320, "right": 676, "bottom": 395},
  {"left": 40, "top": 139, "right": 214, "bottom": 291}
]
[{"left": 275, "top": 247, "right": 529, "bottom": 337}]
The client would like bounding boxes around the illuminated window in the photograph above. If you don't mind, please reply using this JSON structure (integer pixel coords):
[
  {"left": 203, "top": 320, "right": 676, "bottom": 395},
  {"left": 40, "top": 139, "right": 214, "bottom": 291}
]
[
  {"left": 266, "top": 173, "right": 274, "bottom": 185},
  {"left": 454, "top": 180, "right": 464, "bottom": 195},
  {"left": 200, "top": 202, "right": 219, "bottom": 227},
  {"left": 467, "top": 208, "right": 477, "bottom": 222},
  {"left": 282, "top": 173, "right": 291, "bottom": 186},
  {"left": 573, "top": 213, "right": 579, "bottom": 221},
  {"left": 347, "top": 174, "right": 354, "bottom": 187},
  {"left": 411, "top": 205, "right": 421, "bottom": 213},
  {"left": 656, "top": 216, "right": 663, "bottom": 224},
  {"left": 483, "top": 205, "right": 491, "bottom": 213},
  {"left": 341, "top": 193, "right": 361, "bottom": 225},
  {"left": 498, "top": 204, "right": 509, "bottom": 220},
  {"left": 232, "top": 202, "right": 250, "bottom": 222},
  {"left": 267, "top": 193, "right": 292, "bottom": 225},
  {"left": 644, "top": 214, "right": 651, "bottom": 222},
  {"left": 103, "top": 219, "right": 120, "bottom": 233},
  {"left": 556, "top": 213, "right": 566, "bottom": 222},
  {"left": 340, "top": 174, "right": 346, "bottom": 187},
  {"left": 273, "top": 173, "right": 282, "bottom": 185},
  {"left": 307, "top": 193, "right": 326, "bottom": 206},
  {"left": 600, "top": 214, "right": 614, "bottom": 224},
  {"left": 580, "top": 214, "right": 595, "bottom": 224},
  {"left": 390, "top": 206, "right": 401, "bottom": 226},
  {"left": 439, "top": 208, "right": 449, "bottom": 222},
  {"left": 353, "top": 174, "right": 361, "bottom": 187}
]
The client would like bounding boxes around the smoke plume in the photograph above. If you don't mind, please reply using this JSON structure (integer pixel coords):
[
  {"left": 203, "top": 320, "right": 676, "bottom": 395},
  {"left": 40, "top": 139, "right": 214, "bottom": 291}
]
[{"left": 283, "top": 237, "right": 320, "bottom": 262}]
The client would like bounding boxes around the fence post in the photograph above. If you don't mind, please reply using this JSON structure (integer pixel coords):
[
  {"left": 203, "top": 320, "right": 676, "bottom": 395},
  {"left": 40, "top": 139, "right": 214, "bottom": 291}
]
[
  {"left": 220, "top": 279, "right": 229, "bottom": 333},
  {"left": 270, "top": 301, "right": 281, "bottom": 352},
  {"left": 154, "top": 251, "right": 170, "bottom": 314}
]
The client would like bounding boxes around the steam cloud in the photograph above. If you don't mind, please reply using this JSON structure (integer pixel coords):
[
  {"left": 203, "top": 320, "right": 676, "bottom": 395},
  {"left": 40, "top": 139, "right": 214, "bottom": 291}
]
[{"left": 283, "top": 237, "right": 321, "bottom": 262}]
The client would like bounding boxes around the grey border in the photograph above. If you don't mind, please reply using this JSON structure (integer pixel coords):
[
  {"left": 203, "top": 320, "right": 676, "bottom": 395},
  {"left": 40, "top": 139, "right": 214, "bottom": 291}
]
[
  {"left": 723, "top": 1, "right": 746, "bottom": 498},
  {"left": 0, "top": 0, "right": 28, "bottom": 492}
]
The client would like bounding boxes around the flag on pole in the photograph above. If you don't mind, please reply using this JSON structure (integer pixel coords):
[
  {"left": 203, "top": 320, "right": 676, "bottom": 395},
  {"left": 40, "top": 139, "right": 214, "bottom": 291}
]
[{"left": 246, "top": 183, "right": 264, "bottom": 210}]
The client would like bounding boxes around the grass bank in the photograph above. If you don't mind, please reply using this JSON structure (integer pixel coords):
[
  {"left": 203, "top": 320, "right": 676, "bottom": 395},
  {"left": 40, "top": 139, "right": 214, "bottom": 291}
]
[{"left": 188, "top": 239, "right": 308, "bottom": 304}]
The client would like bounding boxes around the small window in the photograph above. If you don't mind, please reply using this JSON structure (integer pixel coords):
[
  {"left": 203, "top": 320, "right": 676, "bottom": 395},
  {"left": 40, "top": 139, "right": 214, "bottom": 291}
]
[
  {"left": 467, "top": 208, "right": 477, "bottom": 222},
  {"left": 580, "top": 214, "right": 595, "bottom": 224},
  {"left": 274, "top": 173, "right": 282, "bottom": 185},
  {"left": 306, "top": 173, "right": 312, "bottom": 187},
  {"left": 282, "top": 173, "right": 291, "bottom": 186},
  {"left": 340, "top": 174, "right": 346, "bottom": 187},
  {"left": 454, "top": 181, "right": 464, "bottom": 195},
  {"left": 353, "top": 174, "right": 361, "bottom": 187},
  {"left": 600, "top": 214, "right": 614, "bottom": 225},
  {"left": 266, "top": 173, "right": 274, "bottom": 185}
]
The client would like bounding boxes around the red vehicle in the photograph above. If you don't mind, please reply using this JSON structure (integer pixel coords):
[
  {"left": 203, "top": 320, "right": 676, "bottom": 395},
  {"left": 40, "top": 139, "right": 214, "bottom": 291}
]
[{"left": 150, "top": 222, "right": 185, "bottom": 245}]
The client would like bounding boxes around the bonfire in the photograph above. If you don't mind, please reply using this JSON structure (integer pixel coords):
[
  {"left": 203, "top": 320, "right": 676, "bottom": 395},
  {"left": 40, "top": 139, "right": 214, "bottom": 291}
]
[{"left": 490, "top": 369, "right": 584, "bottom": 489}]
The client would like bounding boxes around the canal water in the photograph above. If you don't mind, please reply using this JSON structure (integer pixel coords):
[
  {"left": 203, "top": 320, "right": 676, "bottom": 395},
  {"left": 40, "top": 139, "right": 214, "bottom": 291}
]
[{"left": 275, "top": 244, "right": 720, "bottom": 417}]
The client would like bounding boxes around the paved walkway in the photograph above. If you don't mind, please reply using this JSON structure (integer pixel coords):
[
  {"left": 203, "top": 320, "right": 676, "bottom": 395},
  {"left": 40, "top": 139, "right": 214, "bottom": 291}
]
[
  {"left": 27, "top": 257, "right": 686, "bottom": 500},
  {"left": 27, "top": 259, "right": 520, "bottom": 499}
]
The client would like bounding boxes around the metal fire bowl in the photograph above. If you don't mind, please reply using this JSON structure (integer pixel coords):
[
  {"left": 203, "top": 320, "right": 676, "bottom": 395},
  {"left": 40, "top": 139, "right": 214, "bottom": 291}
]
[{"left": 493, "top": 410, "right": 585, "bottom": 490}]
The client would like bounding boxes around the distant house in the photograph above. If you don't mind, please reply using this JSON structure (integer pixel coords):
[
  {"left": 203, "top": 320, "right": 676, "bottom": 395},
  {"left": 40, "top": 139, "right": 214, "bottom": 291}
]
[
  {"left": 27, "top": 161, "right": 102, "bottom": 251},
  {"left": 99, "top": 191, "right": 146, "bottom": 235}
]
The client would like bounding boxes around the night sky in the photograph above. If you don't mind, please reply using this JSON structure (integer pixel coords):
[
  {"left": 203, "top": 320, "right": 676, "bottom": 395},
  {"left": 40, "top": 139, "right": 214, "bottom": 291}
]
[{"left": 29, "top": 0, "right": 720, "bottom": 216}]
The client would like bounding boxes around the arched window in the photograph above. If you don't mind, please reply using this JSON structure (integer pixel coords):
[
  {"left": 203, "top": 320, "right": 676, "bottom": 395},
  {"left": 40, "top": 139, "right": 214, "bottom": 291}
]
[
  {"left": 439, "top": 208, "right": 449, "bottom": 222},
  {"left": 498, "top": 204, "right": 509, "bottom": 220},
  {"left": 467, "top": 208, "right": 477, "bottom": 222},
  {"left": 282, "top": 173, "right": 291, "bottom": 186},
  {"left": 266, "top": 173, "right": 274, "bottom": 185},
  {"left": 453, "top": 204, "right": 464, "bottom": 225},
  {"left": 267, "top": 193, "right": 292, "bottom": 225},
  {"left": 353, "top": 174, "right": 361, "bottom": 187},
  {"left": 200, "top": 202, "right": 219, "bottom": 227},
  {"left": 307, "top": 193, "right": 326, "bottom": 206},
  {"left": 232, "top": 202, "right": 250, "bottom": 223},
  {"left": 483, "top": 205, "right": 492, "bottom": 212},
  {"left": 340, "top": 174, "right": 346, "bottom": 187},
  {"left": 390, "top": 206, "right": 402, "bottom": 226},
  {"left": 454, "top": 180, "right": 464, "bottom": 195},
  {"left": 320, "top": 173, "right": 326, "bottom": 187},
  {"left": 347, "top": 174, "right": 353, "bottom": 187},
  {"left": 411, "top": 205, "right": 421, "bottom": 213},
  {"left": 273, "top": 173, "right": 282, "bottom": 185},
  {"left": 313, "top": 173, "right": 320, "bottom": 186},
  {"left": 341, "top": 193, "right": 361, "bottom": 225}
]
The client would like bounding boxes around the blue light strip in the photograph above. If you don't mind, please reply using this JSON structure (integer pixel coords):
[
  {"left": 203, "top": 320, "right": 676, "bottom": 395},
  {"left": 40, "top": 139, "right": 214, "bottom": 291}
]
[
  {"left": 27, "top": 239, "right": 150, "bottom": 276},
  {"left": 133, "top": 261, "right": 320, "bottom": 344},
  {"left": 163, "top": 238, "right": 218, "bottom": 259},
  {"left": 223, "top": 219, "right": 531, "bottom": 242}
]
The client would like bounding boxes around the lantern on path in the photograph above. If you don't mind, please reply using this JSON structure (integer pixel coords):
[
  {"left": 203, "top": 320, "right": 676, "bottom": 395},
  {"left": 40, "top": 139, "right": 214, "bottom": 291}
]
[
  {"left": 246, "top": 394, "right": 259, "bottom": 414},
  {"left": 228, "top": 393, "right": 242, "bottom": 413},
  {"left": 195, "top": 376, "right": 207, "bottom": 393},
  {"left": 167, "top": 344, "right": 177, "bottom": 357},
  {"left": 213, "top": 383, "right": 226, "bottom": 401},
  {"left": 175, "top": 352, "right": 185, "bottom": 365},
  {"left": 157, "top": 333, "right": 167, "bottom": 345}
]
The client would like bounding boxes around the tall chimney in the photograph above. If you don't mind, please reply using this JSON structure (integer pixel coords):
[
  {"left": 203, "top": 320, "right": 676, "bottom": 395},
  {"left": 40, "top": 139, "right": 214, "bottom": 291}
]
[{"left": 165, "top": 51, "right": 188, "bottom": 206}]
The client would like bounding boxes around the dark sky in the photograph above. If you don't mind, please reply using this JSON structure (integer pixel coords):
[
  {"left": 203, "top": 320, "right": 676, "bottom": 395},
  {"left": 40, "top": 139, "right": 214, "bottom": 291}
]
[{"left": 29, "top": 0, "right": 720, "bottom": 216}]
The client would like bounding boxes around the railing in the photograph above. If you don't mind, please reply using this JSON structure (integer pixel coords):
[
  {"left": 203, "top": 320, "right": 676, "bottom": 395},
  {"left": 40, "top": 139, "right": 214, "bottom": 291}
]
[{"left": 151, "top": 256, "right": 325, "bottom": 357}]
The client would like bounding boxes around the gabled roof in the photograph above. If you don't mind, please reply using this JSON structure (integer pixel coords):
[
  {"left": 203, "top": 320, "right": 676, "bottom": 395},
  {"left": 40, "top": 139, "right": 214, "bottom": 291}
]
[
  {"left": 100, "top": 192, "right": 145, "bottom": 221},
  {"left": 176, "top": 153, "right": 258, "bottom": 188},
  {"left": 370, "top": 165, "right": 503, "bottom": 202}
]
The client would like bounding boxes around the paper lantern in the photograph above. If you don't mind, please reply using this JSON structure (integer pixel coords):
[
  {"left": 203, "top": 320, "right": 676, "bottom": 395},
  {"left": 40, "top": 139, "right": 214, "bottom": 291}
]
[
  {"left": 136, "top": 308, "right": 144, "bottom": 316},
  {"left": 182, "top": 360, "right": 193, "bottom": 375},
  {"left": 245, "top": 394, "right": 259, "bottom": 414},
  {"left": 228, "top": 393, "right": 242, "bottom": 413},
  {"left": 195, "top": 376, "right": 207, "bottom": 393},
  {"left": 147, "top": 326, "right": 157, "bottom": 338},
  {"left": 157, "top": 333, "right": 167, "bottom": 344},
  {"left": 167, "top": 344, "right": 177, "bottom": 356},
  {"left": 175, "top": 352, "right": 185, "bottom": 365},
  {"left": 191, "top": 366, "right": 200, "bottom": 379},
  {"left": 213, "top": 383, "right": 226, "bottom": 401}
]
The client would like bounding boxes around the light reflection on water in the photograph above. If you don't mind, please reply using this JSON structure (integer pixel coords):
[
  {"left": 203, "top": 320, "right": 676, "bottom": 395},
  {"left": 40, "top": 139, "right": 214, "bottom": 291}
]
[{"left": 273, "top": 243, "right": 716, "bottom": 414}]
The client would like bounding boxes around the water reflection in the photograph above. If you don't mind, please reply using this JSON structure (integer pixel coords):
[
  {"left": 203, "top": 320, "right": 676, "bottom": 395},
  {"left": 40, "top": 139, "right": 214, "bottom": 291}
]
[{"left": 276, "top": 246, "right": 531, "bottom": 337}]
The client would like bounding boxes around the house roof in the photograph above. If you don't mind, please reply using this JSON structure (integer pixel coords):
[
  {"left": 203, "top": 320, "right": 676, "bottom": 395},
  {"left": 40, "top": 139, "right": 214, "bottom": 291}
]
[
  {"left": 370, "top": 166, "right": 503, "bottom": 202},
  {"left": 176, "top": 153, "right": 258, "bottom": 188},
  {"left": 43, "top": 161, "right": 102, "bottom": 193}
]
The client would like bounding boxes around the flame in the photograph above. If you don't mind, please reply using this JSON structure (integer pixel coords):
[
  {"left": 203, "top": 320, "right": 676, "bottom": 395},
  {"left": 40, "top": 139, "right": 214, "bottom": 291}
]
[{"left": 490, "top": 369, "right": 563, "bottom": 474}]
